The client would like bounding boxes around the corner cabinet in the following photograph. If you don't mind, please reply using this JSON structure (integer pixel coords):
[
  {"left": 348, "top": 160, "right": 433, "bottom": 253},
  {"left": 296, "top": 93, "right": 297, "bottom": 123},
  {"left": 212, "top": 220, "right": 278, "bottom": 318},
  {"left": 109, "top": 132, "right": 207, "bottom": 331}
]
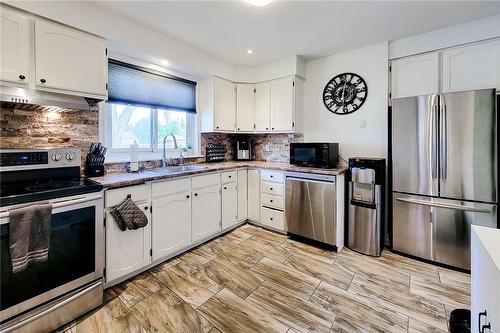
[
  {"left": 200, "top": 75, "right": 302, "bottom": 134},
  {"left": 237, "top": 169, "right": 248, "bottom": 222},
  {"left": 391, "top": 53, "right": 439, "bottom": 99},
  {"left": 0, "top": 7, "right": 30, "bottom": 86},
  {"left": 247, "top": 169, "right": 260, "bottom": 222},
  {"left": 236, "top": 83, "right": 256, "bottom": 132},
  {"left": 35, "top": 19, "right": 107, "bottom": 98},
  {"left": 442, "top": 40, "right": 500, "bottom": 93}
]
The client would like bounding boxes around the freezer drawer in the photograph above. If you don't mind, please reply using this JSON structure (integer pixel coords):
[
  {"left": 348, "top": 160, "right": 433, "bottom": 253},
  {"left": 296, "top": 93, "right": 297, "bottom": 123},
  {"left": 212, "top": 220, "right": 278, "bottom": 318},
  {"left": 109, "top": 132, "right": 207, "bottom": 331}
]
[
  {"left": 393, "top": 193, "right": 434, "bottom": 261},
  {"left": 393, "top": 193, "right": 497, "bottom": 270}
]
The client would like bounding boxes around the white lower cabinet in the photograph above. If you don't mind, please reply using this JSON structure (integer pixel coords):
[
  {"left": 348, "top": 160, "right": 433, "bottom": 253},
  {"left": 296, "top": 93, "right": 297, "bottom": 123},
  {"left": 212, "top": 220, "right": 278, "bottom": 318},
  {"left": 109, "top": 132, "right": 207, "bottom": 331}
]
[
  {"left": 192, "top": 183, "right": 221, "bottom": 242},
  {"left": 152, "top": 191, "right": 191, "bottom": 261},
  {"left": 472, "top": 226, "right": 500, "bottom": 333},
  {"left": 260, "top": 206, "right": 284, "bottom": 231},
  {"left": 221, "top": 182, "right": 238, "bottom": 229},
  {"left": 247, "top": 169, "right": 260, "bottom": 222},
  {"left": 237, "top": 169, "right": 248, "bottom": 222},
  {"left": 105, "top": 202, "right": 151, "bottom": 283}
]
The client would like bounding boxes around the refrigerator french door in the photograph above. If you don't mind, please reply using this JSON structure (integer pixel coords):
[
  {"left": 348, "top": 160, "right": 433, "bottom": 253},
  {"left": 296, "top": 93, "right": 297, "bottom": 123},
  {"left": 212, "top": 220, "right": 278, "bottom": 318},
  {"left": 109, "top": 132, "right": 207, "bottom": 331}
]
[{"left": 392, "top": 89, "right": 498, "bottom": 270}]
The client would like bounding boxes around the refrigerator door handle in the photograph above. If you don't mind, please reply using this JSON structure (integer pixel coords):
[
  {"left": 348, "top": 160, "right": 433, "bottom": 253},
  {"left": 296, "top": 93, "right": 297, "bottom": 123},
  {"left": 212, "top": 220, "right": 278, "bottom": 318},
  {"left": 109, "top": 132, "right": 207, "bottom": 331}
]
[
  {"left": 396, "top": 197, "right": 492, "bottom": 213},
  {"left": 431, "top": 98, "right": 439, "bottom": 180},
  {"left": 440, "top": 99, "right": 448, "bottom": 180}
]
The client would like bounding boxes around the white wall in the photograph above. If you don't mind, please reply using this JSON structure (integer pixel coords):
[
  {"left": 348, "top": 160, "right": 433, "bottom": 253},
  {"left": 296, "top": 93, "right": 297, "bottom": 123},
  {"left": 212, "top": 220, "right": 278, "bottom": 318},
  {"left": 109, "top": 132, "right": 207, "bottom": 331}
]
[
  {"left": 389, "top": 14, "right": 500, "bottom": 59},
  {"left": 303, "top": 42, "right": 389, "bottom": 160}
]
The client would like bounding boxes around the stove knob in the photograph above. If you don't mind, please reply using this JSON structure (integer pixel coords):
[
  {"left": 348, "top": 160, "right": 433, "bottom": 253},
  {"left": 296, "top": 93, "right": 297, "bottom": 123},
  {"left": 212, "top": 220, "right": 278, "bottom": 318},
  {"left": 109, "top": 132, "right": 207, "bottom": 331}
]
[
  {"left": 52, "top": 154, "right": 62, "bottom": 161},
  {"left": 66, "top": 153, "right": 74, "bottom": 161}
]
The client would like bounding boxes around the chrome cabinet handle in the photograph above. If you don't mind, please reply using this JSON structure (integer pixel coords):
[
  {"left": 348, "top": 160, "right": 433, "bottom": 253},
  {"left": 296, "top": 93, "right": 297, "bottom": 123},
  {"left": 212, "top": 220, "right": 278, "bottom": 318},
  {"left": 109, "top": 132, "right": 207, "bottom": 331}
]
[
  {"left": 396, "top": 198, "right": 491, "bottom": 213},
  {"left": 440, "top": 101, "right": 448, "bottom": 180}
]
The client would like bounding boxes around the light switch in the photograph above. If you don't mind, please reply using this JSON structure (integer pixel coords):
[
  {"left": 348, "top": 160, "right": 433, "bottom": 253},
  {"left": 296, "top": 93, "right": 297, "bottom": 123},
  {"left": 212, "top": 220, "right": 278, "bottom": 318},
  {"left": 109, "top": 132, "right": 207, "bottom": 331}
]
[{"left": 358, "top": 118, "right": 367, "bottom": 129}]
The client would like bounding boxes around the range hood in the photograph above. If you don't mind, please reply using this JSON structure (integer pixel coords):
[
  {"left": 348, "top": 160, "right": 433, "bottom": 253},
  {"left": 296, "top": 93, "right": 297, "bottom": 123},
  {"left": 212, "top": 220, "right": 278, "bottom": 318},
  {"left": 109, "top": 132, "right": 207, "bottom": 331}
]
[{"left": 0, "top": 86, "right": 102, "bottom": 110}]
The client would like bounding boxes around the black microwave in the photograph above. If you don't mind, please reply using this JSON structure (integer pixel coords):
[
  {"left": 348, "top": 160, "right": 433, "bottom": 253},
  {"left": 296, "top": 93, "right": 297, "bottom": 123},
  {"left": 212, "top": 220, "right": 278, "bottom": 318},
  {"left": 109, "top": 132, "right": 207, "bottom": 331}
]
[{"left": 290, "top": 143, "right": 339, "bottom": 168}]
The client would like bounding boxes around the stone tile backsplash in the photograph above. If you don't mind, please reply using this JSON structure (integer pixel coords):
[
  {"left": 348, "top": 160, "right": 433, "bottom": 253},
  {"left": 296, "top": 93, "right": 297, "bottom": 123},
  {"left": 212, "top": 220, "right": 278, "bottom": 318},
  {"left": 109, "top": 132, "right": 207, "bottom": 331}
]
[
  {"left": 0, "top": 104, "right": 300, "bottom": 174},
  {"left": 201, "top": 132, "right": 302, "bottom": 163}
]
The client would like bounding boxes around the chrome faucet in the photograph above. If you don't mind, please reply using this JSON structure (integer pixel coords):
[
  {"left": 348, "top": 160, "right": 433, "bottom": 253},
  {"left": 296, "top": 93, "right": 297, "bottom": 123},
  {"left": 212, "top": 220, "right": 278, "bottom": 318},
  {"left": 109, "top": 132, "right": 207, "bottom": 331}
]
[{"left": 162, "top": 134, "right": 178, "bottom": 167}]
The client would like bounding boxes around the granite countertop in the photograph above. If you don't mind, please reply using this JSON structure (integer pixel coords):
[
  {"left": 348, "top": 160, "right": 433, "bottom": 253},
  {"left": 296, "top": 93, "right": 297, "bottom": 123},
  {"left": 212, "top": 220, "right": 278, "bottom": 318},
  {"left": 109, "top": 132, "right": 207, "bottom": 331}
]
[{"left": 91, "top": 161, "right": 348, "bottom": 189}]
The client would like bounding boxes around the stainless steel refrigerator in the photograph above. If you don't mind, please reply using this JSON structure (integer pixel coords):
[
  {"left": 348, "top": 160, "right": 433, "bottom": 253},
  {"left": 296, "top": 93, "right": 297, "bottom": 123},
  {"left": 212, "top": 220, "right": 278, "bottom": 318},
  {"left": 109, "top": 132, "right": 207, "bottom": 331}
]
[{"left": 391, "top": 89, "right": 498, "bottom": 270}]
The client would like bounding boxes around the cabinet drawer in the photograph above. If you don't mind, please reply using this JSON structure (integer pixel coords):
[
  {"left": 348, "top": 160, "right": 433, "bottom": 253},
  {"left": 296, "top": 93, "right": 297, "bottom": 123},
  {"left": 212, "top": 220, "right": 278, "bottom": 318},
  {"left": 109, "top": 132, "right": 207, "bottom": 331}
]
[
  {"left": 261, "top": 193, "right": 284, "bottom": 209},
  {"left": 260, "top": 207, "right": 285, "bottom": 231},
  {"left": 152, "top": 177, "right": 191, "bottom": 198},
  {"left": 192, "top": 173, "right": 220, "bottom": 189},
  {"left": 221, "top": 170, "right": 237, "bottom": 184},
  {"left": 261, "top": 170, "right": 284, "bottom": 183},
  {"left": 105, "top": 184, "right": 150, "bottom": 208},
  {"left": 261, "top": 181, "right": 284, "bottom": 196}
]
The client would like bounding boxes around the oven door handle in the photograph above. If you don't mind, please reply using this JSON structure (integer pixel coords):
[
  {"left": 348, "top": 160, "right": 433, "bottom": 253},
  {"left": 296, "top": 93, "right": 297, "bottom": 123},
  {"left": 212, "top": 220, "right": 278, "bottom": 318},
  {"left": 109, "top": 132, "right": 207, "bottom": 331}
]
[
  {"left": 0, "top": 193, "right": 103, "bottom": 219},
  {"left": 1, "top": 281, "right": 102, "bottom": 333}
]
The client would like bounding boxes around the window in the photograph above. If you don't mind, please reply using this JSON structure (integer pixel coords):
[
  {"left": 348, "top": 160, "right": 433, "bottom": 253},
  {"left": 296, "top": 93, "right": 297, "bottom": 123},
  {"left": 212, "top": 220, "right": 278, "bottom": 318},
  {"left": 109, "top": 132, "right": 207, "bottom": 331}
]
[
  {"left": 103, "top": 59, "right": 198, "bottom": 160},
  {"left": 105, "top": 103, "right": 196, "bottom": 153}
]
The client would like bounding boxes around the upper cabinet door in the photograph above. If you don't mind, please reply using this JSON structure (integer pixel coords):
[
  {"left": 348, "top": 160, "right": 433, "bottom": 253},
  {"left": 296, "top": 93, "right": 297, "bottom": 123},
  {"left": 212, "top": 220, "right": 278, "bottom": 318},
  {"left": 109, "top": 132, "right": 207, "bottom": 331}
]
[
  {"left": 35, "top": 19, "right": 107, "bottom": 98},
  {"left": 0, "top": 8, "right": 30, "bottom": 85},
  {"left": 271, "top": 76, "right": 295, "bottom": 132},
  {"left": 254, "top": 81, "right": 271, "bottom": 132},
  {"left": 214, "top": 78, "right": 236, "bottom": 132},
  {"left": 391, "top": 53, "right": 439, "bottom": 98},
  {"left": 442, "top": 41, "right": 500, "bottom": 93},
  {"left": 236, "top": 83, "right": 255, "bottom": 132}
]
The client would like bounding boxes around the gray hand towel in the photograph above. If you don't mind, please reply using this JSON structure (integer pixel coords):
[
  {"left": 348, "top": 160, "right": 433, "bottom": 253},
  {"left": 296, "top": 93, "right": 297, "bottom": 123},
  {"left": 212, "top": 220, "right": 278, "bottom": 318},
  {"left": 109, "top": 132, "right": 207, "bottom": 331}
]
[
  {"left": 9, "top": 203, "right": 52, "bottom": 273},
  {"left": 111, "top": 197, "right": 148, "bottom": 231}
]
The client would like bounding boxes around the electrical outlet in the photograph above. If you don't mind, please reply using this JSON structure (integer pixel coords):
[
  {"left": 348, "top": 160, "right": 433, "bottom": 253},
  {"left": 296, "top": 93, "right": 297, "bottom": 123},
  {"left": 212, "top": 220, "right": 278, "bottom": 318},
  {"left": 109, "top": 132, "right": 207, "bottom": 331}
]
[{"left": 264, "top": 144, "right": 270, "bottom": 152}]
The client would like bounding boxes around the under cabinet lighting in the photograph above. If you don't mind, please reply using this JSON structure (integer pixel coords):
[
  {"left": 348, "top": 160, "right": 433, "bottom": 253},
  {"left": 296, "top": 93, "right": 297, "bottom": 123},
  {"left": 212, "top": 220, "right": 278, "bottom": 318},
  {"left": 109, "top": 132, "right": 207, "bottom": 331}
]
[
  {"left": 247, "top": 49, "right": 253, "bottom": 54},
  {"left": 161, "top": 60, "right": 169, "bottom": 66}
]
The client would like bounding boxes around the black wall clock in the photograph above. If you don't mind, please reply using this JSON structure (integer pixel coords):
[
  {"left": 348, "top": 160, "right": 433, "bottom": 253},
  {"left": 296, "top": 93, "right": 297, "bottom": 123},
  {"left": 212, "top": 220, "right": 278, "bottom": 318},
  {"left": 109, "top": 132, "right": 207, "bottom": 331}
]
[{"left": 322, "top": 72, "right": 367, "bottom": 115}]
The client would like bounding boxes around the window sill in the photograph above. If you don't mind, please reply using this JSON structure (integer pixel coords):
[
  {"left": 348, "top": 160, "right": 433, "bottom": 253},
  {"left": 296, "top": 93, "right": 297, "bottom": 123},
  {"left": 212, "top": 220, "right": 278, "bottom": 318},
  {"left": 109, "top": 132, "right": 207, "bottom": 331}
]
[{"left": 105, "top": 152, "right": 202, "bottom": 164}]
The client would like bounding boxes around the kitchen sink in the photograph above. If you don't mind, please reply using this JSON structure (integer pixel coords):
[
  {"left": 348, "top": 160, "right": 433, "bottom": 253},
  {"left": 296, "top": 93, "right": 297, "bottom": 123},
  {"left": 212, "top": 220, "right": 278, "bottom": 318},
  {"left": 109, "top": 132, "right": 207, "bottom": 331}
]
[{"left": 148, "top": 165, "right": 208, "bottom": 174}]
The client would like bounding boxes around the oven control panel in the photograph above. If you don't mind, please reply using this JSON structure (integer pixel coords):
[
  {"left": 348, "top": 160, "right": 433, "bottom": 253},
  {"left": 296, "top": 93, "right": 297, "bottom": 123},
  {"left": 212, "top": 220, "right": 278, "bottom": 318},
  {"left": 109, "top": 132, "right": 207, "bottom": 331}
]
[{"left": 0, "top": 149, "right": 81, "bottom": 170}]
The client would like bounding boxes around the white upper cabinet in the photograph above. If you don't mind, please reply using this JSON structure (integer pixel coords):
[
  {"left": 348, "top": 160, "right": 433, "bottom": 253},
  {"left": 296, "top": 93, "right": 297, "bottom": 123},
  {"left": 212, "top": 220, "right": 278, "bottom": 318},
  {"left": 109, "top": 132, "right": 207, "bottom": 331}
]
[
  {"left": 35, "top": 19, "right": 107, "bottom": 98},
  {"left": 254, "top": 81, "right": 271, "bottom": 132},
  {"left": 214, "top": 77, "right": 236, "bottom": 132},
  {"left": 391, "top": 53, "right": 439, "bottom": 98},
  {"left": 200, "top": 75, "right": 301, "bottom": 134},
  {"left": 442, "top": 40, "right": 500, "bottom": 93},
  {"left": 152, "top": 191, "right": 192, "bottom": 261},
  {"left": 271, "top": 76, "right": 295, "bottom": 132},
  {"left": 236, "top": 83, "right": 255, "bottom": 132},
  {"left": 0, "top": 7, "right": 30, "bottom": 86}
]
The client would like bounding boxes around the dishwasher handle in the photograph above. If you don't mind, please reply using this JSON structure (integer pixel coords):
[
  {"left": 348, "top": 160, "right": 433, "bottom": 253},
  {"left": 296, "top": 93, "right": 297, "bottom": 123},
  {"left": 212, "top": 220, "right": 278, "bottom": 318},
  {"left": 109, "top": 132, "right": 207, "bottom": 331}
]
[{"left": 286, "top": 176, "right": 335, "bottom": 185}]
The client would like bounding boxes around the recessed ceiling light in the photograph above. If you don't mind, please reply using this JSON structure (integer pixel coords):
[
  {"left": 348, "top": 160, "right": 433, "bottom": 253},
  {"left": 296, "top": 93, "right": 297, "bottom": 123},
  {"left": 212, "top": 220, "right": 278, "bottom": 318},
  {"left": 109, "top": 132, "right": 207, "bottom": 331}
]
[
  {"left": 245, "top": 0, "right": 274, "bottom": 7},
  {"left": 161, "top": 60, "right": 169, "bottom": 66},
  {"left": 247, "top": 49, "right": 253, "bottom": 54}
]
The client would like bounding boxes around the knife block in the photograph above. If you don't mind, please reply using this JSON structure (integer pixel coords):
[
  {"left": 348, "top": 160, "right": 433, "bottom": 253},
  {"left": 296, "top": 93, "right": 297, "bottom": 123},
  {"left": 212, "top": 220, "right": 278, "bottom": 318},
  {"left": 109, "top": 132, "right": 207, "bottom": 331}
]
[{"left": 84, "top": 155, "right": 105, "bottom": 177}]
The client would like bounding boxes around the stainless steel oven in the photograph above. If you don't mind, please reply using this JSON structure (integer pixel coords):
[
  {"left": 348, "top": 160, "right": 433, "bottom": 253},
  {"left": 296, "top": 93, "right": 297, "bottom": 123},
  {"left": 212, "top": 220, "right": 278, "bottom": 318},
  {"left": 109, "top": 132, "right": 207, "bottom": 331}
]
[{"left": 0, "top": 192, "right": 104, "bottom": 333}]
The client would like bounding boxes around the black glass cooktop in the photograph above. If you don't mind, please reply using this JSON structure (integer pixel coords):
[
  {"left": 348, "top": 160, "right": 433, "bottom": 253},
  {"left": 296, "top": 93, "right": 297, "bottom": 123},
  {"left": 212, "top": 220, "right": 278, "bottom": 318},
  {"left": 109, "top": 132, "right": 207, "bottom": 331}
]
[{"left": 0, "top": 177, "right": 103, "bottom": 206}]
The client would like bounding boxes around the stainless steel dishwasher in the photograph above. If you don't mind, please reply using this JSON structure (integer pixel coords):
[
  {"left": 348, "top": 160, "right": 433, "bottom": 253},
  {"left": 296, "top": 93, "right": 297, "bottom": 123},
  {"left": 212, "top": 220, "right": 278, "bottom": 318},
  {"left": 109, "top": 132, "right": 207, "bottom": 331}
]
[{"left": 285, "top": 172, "right": 337, "bottom": 247}]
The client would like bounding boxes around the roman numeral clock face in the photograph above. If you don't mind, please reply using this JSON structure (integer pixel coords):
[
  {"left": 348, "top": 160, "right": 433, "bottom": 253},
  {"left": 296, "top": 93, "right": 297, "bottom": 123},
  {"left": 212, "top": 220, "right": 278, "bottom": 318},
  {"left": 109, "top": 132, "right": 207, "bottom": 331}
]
[{"left": 323, "top": 72, "right": 367, "bottom": 115}]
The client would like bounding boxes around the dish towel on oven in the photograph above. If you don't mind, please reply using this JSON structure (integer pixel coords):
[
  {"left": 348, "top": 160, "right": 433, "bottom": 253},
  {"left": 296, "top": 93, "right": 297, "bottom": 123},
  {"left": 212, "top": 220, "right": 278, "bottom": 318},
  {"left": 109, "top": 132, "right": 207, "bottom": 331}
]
[
  {"left": 9, "top": 203, "right": 52, "bottom": 273},
  {"left": 110, "top": 197, "right": 148, "bottom": 231}
]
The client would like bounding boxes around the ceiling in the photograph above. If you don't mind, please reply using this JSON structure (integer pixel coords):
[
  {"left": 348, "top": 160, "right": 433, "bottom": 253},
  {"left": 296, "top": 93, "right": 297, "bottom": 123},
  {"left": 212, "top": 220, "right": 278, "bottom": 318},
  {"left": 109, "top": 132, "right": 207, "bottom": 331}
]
[{"left": 95, "top": 1, "right": 500, "bottom": 66}]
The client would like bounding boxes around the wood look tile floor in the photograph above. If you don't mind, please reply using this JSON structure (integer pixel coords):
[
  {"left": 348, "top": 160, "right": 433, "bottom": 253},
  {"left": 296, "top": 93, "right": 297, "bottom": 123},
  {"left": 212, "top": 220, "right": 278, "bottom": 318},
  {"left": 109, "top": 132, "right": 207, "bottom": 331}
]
[{"left": 57, "top": 224, "right": 470, "bottom": 333}]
